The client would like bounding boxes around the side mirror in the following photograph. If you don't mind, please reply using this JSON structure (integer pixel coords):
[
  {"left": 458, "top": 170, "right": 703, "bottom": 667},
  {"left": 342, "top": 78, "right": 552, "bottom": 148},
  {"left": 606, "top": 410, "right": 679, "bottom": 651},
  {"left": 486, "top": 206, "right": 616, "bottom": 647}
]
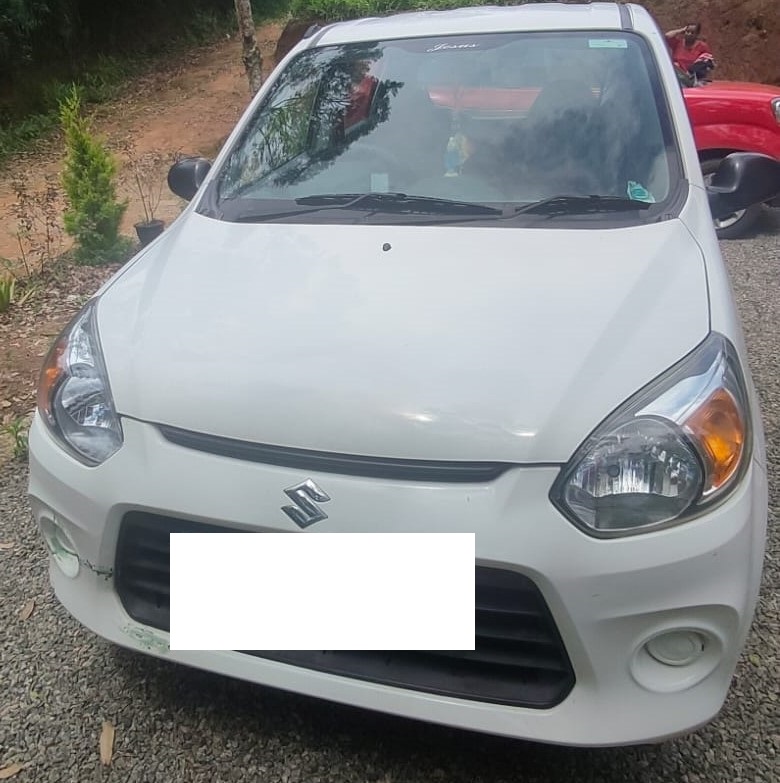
[
  {"left": 167, "top": 157, "right": 212, "bottom": 201},
  {"left": 706, "top": 152, "right": 780, "bottom": 220}
]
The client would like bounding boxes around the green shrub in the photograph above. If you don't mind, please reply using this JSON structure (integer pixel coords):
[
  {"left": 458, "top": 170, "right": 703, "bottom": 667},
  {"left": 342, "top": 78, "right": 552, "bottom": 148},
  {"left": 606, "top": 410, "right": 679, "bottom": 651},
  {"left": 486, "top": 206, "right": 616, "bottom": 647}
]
[
  {"left": 290, "top": 0, "right": 531, "bottom": 21},
  {"left": 41, "top": 80, "right": 84, "bottom": 114},
  {"left": 80, "top": 56, "right": 130, "bottom": 104},
  {"left": 253, "top": 0, "right": 294, "bottom": 22},
  {"left": 0, "top": 111, "right": 59, "bottom": 159},
  {"left": 1, "top": 415, "right": 30, "bottom": 460},
  {"left": 59, "top": 88, "right": 129, "bottom": 266}
]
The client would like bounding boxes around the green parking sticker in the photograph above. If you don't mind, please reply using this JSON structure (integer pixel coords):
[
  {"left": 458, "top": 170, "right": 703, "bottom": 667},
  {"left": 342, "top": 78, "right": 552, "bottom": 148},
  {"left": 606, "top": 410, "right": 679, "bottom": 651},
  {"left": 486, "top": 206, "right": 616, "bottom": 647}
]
[{"left": 589, "top": 39, "right": 628, "bottom": 49}]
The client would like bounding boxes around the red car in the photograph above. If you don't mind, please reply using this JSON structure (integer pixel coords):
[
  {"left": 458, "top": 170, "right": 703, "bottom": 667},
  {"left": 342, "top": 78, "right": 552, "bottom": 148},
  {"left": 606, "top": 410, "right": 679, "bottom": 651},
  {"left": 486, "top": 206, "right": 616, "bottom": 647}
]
[{"left": 684, "top": 79, "right": 780, "bottom": 238}]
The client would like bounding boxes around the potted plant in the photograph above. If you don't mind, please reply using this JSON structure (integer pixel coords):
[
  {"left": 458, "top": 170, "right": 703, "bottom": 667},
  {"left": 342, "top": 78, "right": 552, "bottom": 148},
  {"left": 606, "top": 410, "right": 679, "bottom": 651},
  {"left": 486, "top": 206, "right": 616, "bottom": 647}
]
[{"left": 122, "top": 142, "right": 168, "bottom": 246}]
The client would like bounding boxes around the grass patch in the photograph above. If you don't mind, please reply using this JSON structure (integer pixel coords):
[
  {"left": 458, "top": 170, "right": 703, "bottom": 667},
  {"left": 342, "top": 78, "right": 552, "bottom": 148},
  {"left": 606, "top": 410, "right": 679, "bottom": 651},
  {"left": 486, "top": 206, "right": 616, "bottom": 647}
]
[
  {"left": 0, "top": 114, "right": 60, "bottom": 161},
  {"left": 0, "top": 415, "right": 30, "bottom": 461}
]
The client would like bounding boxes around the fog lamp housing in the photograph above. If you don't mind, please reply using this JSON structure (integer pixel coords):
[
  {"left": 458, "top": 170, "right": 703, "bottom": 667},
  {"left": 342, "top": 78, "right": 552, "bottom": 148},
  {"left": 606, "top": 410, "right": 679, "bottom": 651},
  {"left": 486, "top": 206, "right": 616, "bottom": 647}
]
[
  {"left": 645, "top": 630, "right": 706, "bottom": 666},
  {"left": 40, "top": 517, "right": 80, "bottom": 578}
]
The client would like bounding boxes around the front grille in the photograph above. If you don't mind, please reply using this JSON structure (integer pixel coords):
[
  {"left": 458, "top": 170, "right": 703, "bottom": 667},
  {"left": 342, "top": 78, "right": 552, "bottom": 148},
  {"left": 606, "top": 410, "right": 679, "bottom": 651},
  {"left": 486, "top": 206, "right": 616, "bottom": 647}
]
[{"left": 114, "top": 512, "right": 575, "bottom": 708}]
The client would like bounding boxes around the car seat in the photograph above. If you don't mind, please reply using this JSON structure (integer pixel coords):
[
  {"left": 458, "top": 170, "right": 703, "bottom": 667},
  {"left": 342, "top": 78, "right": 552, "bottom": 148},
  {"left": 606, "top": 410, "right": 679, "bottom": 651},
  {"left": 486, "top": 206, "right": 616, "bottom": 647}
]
[{"left": 519, "top": 78, "right": 602, "bottom": 196}]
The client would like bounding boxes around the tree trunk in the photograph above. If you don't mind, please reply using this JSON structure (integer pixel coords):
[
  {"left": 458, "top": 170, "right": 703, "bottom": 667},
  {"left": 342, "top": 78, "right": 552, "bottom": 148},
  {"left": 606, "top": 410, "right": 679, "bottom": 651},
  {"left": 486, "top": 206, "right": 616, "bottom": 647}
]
[{"left": 234, "top": 0, "right": 263, "bottom": 96}]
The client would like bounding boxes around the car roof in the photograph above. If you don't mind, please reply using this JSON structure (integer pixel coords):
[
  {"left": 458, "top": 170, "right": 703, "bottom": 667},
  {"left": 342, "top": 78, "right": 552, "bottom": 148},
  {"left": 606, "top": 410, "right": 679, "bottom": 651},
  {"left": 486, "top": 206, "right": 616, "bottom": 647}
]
[{"left": 310, "top": 3, "right": 654, "bottom": 46}]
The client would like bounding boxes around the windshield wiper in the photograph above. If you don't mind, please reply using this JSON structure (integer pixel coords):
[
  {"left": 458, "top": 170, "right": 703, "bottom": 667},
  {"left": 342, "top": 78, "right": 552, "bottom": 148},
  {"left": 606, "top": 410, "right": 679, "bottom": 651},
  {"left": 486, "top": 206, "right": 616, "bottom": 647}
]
[
  {"left": 230, "top": 192, "right": 502, "bottom": 222},
  {"left": 297, "top": 192, "right": 501, "bottom": 215},
  {"left": 514, "top": 195, "right": 653, "bottom": 216}
]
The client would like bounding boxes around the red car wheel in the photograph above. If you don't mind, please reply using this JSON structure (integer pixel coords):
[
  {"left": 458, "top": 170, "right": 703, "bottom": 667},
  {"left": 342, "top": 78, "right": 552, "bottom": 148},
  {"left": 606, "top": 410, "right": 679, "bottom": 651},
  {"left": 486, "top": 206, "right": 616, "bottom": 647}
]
[{"left": 701, "top": 157, "right": 763, "bottom": 239}]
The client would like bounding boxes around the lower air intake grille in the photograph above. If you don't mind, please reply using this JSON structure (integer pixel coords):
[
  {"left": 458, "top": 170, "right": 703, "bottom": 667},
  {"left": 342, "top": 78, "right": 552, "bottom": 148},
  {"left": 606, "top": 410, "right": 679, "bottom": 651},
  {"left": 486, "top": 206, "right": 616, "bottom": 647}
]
[
  {"left": 114, "top": 512, "right": 575, "bottom": 708},
  {"left": 114, "top": 512, "right": 231, "bottom": 632}
]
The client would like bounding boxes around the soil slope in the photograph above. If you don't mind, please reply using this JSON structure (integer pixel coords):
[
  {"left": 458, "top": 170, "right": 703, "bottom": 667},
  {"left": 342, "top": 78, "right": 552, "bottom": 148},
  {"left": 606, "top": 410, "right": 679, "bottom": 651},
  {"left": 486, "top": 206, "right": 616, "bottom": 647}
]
[{"left": 645, "top": 0, "right": 779, "bottom": 86}]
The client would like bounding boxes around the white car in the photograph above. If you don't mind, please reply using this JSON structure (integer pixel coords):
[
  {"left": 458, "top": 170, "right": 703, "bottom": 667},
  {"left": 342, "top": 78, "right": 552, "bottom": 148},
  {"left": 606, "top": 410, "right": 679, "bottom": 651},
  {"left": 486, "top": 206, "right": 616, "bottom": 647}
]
[{"left": 28, "top": 2, "right": 780, "bottom": 747}]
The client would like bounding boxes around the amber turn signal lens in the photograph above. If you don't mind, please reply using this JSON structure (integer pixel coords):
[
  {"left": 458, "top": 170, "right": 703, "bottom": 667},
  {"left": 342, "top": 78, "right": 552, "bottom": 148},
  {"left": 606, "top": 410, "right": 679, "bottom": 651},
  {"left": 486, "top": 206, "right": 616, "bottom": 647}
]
[
  {"left": 37, "top": 337, "right": 67, "bottom": 419},
  {"left": 683, "top": 388, "right": 745, "bottom": 491}
]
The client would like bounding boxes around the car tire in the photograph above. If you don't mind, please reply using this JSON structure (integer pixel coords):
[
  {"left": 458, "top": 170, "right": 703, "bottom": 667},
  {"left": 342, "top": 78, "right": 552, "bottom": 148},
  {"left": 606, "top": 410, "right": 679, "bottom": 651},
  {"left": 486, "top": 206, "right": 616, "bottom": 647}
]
[{"left": 701, "top": 157, "right": 763, "bottom": 240}]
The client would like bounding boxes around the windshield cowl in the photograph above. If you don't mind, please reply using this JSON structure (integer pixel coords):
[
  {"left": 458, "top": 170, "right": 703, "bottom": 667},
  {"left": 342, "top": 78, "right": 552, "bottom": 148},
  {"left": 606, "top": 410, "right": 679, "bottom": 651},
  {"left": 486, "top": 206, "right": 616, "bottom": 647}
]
[{"left": 210, "top": 191, "right": 663, "bottom": 226}]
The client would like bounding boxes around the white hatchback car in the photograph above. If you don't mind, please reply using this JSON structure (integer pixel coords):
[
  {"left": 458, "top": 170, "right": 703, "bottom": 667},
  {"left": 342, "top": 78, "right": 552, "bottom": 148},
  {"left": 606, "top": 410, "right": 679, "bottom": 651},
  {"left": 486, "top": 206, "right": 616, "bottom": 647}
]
[{"left": 29, "top": 2, "right": 780, "bottom": 747}]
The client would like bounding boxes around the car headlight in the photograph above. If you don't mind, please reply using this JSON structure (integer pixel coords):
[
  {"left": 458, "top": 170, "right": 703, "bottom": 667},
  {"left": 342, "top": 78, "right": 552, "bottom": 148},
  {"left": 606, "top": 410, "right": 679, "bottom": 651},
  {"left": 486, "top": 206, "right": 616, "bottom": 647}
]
[
  {"left": 772, "top": 97, "right": 780, "bottom": 124},
  {"left": 550, "top": 333, "right": 751, "bottom": 537},
  {"left": 37, "top": 298, "right": 122, "bottom": 465}
]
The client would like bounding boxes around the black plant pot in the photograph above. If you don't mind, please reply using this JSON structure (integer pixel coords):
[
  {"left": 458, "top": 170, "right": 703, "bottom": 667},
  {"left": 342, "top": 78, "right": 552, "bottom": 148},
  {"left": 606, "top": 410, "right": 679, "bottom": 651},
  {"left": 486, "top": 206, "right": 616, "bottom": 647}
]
[{"left": 135, "top": 219, "right": 165, "bottom": 246}]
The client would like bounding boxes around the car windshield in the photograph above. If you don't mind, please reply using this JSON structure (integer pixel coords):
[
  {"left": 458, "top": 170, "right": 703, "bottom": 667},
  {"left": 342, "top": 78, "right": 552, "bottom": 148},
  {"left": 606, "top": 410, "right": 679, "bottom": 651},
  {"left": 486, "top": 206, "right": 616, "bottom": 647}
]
[{"left": 205, "top": 31, "right": 681, "bottom": 225}]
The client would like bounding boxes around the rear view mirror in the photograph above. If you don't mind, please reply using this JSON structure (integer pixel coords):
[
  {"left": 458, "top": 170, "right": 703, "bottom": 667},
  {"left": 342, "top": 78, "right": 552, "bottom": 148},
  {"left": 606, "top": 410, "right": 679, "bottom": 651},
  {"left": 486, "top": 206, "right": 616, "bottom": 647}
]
[
  {"left": 706, "top": 152, "right": 780, "bottom": 220},
  {"left": 167, "top": 157, "right": 212, "bottom": 201}
]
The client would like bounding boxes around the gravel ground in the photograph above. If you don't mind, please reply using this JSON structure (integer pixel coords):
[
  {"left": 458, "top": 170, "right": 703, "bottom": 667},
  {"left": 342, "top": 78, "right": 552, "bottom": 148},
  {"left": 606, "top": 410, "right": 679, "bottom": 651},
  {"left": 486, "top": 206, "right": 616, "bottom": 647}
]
[{"left": 1, "top": 212, "right": 778, "bottom": 783}]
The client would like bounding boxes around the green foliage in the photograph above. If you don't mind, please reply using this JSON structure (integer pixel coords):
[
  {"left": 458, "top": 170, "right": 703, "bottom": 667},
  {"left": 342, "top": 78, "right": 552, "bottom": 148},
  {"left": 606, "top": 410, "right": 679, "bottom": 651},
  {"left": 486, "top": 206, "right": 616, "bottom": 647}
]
[
  {"left": 59, "top": 88, "right": 129, "bottom": 265},
  {"left": 253, "top": 0, "right": 293, "bottom": 22},
  {"left": 0, "top": 1, "right": 293, "bottom": 164},
  {"left": 1, "top": 57, "right": 152, "bottom": 164},
  {"left": 0, "top": 111, "right": 58, "bottom": 160},
  {"left": 0, "top": 1, "right": 242, "bottom": 78},
  {"left": 1, "top": 415, "right": 30, "bottom": 460},
  {"left": 187, "top": 7, "right": 229, "bottom": 40},
  {"left": 0, "top": 1, "right": 246, "bottom": 163},
  {"left": 0, "top": 273, "right": 36, "bottom": 311},
  {"left": 290, "top": 0, "right": 535, "bottom": 20},
  {"left": 0, "top": 276, "right": 15, "bottom": 313},
  {"left": 79, "top": 56, "right": 133, "bottom": 104},
  {"left": 0, "top": 1, "right": 47, "bottom": 61}
]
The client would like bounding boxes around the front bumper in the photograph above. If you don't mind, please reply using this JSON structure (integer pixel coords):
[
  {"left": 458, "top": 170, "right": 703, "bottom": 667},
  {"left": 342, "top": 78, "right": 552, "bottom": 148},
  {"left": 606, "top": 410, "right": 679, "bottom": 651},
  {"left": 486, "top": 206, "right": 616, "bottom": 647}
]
[{"left": 28, "top": 415, "right": 768, "bottom": 747}]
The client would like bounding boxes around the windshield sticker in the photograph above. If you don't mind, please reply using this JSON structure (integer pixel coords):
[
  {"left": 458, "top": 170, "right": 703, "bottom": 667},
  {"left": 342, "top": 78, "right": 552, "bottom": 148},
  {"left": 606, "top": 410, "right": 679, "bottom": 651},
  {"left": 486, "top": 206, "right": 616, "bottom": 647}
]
[
  {"left": 627, "top": 181, "right": 656, "bottom": 203},
  {"left": 589, "top": 39, "right": 628, "bottom": 49},
  {"left": 388, "top": 35, "right": 507, "bottom": 54},
  {"left": 370, "top": 173, "right": 390, "bottom": 193},
  {"left": 426, "top": 42, "right": 480, "bottom": 52}
]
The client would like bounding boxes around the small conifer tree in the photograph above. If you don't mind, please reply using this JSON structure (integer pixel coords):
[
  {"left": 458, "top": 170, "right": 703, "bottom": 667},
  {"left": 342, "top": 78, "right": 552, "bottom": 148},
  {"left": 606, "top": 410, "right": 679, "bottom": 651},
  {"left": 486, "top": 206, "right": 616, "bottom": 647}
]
[{"left": 60, "top": 88, "right": 129, "bottom": 265}]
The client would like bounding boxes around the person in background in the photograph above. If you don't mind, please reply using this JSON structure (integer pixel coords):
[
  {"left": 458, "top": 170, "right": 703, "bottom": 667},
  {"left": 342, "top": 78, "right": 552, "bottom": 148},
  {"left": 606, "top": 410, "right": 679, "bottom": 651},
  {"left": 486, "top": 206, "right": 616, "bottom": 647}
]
[{"left": 665, "top": 23, "right": 716, "bottom": 82}]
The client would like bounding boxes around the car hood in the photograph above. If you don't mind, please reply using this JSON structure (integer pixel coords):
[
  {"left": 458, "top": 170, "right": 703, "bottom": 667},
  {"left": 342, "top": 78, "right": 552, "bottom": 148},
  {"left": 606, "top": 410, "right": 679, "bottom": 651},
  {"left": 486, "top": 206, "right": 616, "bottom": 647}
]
[
  {"left": 97, "top": 213, "right": 710, "bottom": 463},
  {"left": 684, "top": 80, "right": 780, "bottom": 100}
]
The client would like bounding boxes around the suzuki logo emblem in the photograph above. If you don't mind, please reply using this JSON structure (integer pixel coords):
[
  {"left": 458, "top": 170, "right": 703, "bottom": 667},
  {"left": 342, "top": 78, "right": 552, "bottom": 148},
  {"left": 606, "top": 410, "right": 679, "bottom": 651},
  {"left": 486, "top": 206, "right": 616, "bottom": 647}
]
[{"left": 282, "top": 479, "right": 331, "bottom": 528}]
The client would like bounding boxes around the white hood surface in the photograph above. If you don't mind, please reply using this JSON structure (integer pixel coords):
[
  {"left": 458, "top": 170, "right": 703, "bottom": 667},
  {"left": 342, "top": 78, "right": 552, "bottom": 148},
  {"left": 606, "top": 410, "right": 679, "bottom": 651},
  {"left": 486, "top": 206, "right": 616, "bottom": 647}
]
[{"left": 97, "top": 213, "right": 710, "bottom": 463}]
